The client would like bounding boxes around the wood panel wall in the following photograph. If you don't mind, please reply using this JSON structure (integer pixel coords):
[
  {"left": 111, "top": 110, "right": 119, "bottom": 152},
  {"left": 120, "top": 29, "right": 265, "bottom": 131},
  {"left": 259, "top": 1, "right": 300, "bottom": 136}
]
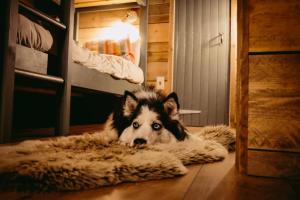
[
  {"left": 237, "top": 0, "right": 300, "bottom": 177},
  {"left": 76, "top": 0, "right": 174, "bottom": 94},
  {"left": 77, "top": 8, "right": 140, "bottom": 44},
  {"left": 147, "top": 0, "right": 174, "bottom": 94}
]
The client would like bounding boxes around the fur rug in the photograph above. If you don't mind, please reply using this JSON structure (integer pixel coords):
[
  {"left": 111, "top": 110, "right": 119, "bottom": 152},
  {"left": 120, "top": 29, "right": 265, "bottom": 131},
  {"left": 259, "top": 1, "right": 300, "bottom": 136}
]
[{"left": 0, "top": 125, "right": 235, "bottom": 191}]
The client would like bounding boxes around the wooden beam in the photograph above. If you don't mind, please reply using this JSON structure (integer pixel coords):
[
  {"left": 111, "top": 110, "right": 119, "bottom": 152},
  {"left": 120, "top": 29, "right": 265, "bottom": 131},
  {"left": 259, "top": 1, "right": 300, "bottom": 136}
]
[
  {"left": 76, "top": 2, "right": 140, "bottom": 13},
  {"left": 75, "top": 0, "right": 137, "bottom": 8},
  {"left": 0, "top": 0, "right": 18, "bottom": 143},
  {"left": 236, "top": 0, "right": 249, "bottom": 174},
  {"left": 229, "top": 0, "right": 237, "bottom": 128}
]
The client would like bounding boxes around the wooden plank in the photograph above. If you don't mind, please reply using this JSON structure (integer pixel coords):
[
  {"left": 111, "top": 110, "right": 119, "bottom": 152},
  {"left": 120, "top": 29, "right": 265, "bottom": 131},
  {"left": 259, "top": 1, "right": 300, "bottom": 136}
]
[
  {"left": 149, "top": 3, "right": 169, "bottom": 16},
  {"left": 148, "top": 42, "right": 169, "bottom": 52},
  {"left": 249, "top": 0, "right": 300, "bottom": 52},
  {"left": 248, "top": 150, "right": 300, "bottom": 178},
  {"left": 0, "top": 0, "right": 18, "bottom": 143},
  {"left": 75, "top": 0, "right": 137, "bottom": 8},
  {"left": 249, "top": 54, "right": 300, "bottom": 92},
  {"left": 229, "top": 0, "right": 237, "bottom": 128},
  {"left": 79, "top": 9, "right": 140, "bottom": 29},
  {"left": 148, "top": 51, "right": 168, "bottom": 62},
  {"left": 149, "top": 0, "right": 169, "bottom": 5},
  {"left": 235, "top": 0, "right": 249, "bottom": 174},
  {"left": 249, "top": 117, "right": 300, "bottom": 152},
  {"left": 208, "top": 156, "right": 298, "bottom": 200},
  {"left": 147, "top": 62, "right": 168, "bottom": 81},
  {"left": 148, "top": 23, "right": 169, "bottom": 42},
  {"left": 184, "top": 153, "right": 235, "bottom": 200},
  {"left": 248, "top": 54, "right": 300, "bottom": 152},
  {"left": 149, "top": 14, "right": 169, "bottom": 24}
]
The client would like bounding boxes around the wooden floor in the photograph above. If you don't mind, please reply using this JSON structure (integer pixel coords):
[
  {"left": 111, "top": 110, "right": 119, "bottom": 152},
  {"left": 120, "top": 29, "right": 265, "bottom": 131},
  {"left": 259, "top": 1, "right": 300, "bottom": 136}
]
[{"left": 1, "top": 128, "right": 300, "bottom": 200}]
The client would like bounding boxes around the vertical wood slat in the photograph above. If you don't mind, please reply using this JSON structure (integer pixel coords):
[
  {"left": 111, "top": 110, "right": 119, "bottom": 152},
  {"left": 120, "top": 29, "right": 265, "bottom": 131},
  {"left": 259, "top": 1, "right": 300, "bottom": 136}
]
[
  {"left": 236, "top": 0, "right": 249, "bottom": 174},
  {"left": 0, "top": 0, "right": 18, "bottom": 143},
  {"left": 56, "top": 0, "right": 74, "bottom": 136},
  {"left": 229, "top": 0, "right": 238, "bottom": 128}
]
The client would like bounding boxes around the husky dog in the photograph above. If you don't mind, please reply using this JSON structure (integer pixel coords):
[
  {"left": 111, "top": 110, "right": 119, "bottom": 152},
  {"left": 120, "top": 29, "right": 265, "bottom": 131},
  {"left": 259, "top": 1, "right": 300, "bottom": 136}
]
[{"left": 107, "top": 89, "right": 188, "bottom": 146}]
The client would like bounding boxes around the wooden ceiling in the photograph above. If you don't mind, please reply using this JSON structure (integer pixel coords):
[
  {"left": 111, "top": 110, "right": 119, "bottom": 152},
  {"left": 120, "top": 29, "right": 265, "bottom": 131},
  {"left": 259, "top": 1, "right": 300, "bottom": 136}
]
[{"left": 74, "top": 0, "right": 146, "bottom": 8}]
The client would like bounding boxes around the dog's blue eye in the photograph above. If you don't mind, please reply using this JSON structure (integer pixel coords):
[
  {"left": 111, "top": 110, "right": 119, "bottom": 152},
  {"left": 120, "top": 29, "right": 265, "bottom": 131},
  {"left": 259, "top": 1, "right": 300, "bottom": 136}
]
[
  {"left": 152, "top": 123, "right": 162, "bottom": 130},
  {"left": 132, "top": 121, "right": 140, "bottom": 129}
]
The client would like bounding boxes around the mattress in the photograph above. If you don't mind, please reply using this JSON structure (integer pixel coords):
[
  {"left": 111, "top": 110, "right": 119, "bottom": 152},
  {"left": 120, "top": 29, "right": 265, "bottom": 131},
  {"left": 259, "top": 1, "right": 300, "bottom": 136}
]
[{"left": 72, "top": 41, "right": 144, "bottom": 84}]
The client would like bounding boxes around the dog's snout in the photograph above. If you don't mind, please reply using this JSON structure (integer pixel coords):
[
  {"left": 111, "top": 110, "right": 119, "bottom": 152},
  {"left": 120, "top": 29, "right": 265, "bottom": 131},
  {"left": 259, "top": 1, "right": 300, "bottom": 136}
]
[{"left": 134, "top": 138, "right": 147, "bottom": 145}]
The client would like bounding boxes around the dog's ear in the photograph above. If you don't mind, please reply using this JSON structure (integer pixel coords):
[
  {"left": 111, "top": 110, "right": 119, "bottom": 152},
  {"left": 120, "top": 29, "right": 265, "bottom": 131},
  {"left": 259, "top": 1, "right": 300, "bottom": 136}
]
[
  {"left": 123, "top": 91, "right": 138, "bottom": 116},
  {"left": 163, "top": 92, "right": 180, "bottom": 119}
]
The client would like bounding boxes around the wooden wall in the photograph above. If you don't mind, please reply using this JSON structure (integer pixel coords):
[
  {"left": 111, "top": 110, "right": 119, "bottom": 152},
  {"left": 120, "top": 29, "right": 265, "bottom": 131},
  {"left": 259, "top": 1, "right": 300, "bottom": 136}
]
[
  {"left": 77, "top": 8, "right": 140, "bottom": 44},
  {"left": 76, "top": 0, "right": 174, "bottom": 94},
  {"left": 237, "top": 0, "right": 300, "bottom": 177},
  {"left": 147, "top": 0, "right": 174, "bottom": 93}
]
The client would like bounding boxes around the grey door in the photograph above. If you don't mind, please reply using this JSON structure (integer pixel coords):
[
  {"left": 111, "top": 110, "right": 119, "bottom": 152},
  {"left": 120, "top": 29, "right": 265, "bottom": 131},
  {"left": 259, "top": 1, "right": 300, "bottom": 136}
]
[{"left": 173, "top": 0, "right": 230, "bottom": 126}]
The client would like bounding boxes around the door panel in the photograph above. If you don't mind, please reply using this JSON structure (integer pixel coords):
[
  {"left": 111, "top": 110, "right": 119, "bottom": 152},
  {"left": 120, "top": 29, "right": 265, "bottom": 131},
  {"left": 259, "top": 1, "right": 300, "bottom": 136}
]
[{"left": 174, "top": 0, "right": 230, "bottom": 126}]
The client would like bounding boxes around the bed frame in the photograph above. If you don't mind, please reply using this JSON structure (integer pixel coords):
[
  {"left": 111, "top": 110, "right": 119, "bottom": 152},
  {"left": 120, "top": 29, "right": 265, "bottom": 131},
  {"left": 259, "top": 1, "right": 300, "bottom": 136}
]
[{"left": 0, "top": 0, "right": 148, "bottom": 143}]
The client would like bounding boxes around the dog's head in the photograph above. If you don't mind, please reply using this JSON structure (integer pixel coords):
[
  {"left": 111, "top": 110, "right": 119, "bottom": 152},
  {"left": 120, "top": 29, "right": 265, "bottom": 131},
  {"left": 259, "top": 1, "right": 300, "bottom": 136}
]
[{"left": 114, "top": 89, "right": 188, "bottom": 146}]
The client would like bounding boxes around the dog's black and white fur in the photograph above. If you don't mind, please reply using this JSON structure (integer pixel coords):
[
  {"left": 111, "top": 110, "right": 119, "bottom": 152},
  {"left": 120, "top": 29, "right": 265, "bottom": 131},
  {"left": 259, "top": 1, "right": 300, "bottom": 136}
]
[{"left": 106, "top": 89, "right": 188, "bottom": 146}]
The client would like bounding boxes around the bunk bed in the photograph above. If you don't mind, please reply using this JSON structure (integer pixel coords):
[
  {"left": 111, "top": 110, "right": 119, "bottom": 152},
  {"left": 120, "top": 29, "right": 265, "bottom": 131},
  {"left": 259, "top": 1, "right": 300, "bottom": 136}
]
[
  {"left": 70, "top": 1, "right": 148, "bottom": 94},
  {"left": 0, "top": 0, "right": 148, "bottom": 143}
]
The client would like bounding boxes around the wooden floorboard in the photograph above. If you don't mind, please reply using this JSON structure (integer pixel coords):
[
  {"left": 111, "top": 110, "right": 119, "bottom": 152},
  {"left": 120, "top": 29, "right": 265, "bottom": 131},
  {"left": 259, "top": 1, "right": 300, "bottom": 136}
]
[{"left": 184, "top": 153, "right": 235, "bottom": 200}]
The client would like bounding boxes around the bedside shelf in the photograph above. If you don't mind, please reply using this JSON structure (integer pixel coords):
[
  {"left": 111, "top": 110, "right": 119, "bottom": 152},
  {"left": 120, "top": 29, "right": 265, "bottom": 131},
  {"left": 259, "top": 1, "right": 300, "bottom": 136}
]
[
  {"left": 19, "top": 1, "right": 66, "bottom": 30},
  {"left": 15, "top": 69, "right": 64, "bottom": 84}
]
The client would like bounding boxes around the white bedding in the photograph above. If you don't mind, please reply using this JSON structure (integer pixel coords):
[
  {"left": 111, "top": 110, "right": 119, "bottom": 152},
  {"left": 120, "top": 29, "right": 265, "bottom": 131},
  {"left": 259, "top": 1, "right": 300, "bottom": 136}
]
[{"left": 72, "top": 42, "right": 144, "bottom": 84}]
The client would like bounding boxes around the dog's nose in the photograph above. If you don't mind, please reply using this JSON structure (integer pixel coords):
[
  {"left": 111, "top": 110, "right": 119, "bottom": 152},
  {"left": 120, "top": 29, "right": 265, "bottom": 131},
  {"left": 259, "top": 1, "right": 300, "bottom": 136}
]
[{"left": 134, "top": 138, "right": 147, "bottom": 145}]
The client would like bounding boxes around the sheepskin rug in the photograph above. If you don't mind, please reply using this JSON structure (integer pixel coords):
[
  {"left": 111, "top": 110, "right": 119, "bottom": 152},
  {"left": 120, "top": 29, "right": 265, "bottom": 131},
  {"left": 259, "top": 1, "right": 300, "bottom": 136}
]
[{"left": 0, "top": 125, "right": 235, "bottom": 191}]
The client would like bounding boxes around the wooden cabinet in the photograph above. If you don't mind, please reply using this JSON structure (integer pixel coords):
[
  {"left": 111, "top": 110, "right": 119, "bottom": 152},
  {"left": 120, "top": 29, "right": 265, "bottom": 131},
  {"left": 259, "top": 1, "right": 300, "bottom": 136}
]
[{"left": 236, "top": 0, "right": 300, "bottom": 177}]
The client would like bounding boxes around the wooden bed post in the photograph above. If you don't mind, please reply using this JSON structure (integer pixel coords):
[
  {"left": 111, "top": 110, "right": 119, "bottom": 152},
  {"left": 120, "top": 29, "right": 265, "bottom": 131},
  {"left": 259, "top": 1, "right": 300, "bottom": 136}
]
[
  {"left": 56, "top": 0, "right": 75, "bottom": 136},
  {"left": 0, "top": 0, "right": 18, "bottom": 143},
  {"left": 139, "top": 0, "right": 149, "bottom": 86}
]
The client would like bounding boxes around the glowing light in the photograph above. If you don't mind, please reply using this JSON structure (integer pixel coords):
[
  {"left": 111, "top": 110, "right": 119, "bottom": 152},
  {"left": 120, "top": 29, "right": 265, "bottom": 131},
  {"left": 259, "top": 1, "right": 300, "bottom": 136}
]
[{"left": 96, "top": 21, "right": 140, "bottom": 42}]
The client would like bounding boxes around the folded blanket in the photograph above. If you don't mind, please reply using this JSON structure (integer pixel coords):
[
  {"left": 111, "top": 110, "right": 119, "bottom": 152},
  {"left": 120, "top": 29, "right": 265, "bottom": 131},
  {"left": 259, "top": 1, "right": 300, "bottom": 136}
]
[{"left": 17, "top": 14, "right": 53, "bottom": 52}]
